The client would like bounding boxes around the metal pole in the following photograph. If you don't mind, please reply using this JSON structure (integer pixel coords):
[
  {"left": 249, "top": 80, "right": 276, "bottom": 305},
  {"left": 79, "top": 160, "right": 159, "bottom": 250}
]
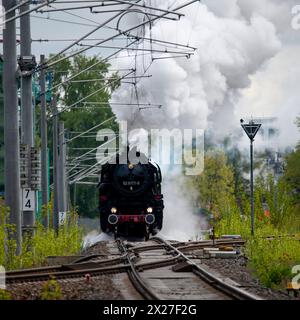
[
  {"left": 52, "top": 97, "right": 59, "bottom": 233},
  {"left": 73, "top": 182, "right": 77, "bottom": 208},
  {"left": 58, "top": 122, "right": 67, "bottom": 215},
  {"left": 250, "top": 139, "right": 254, "bottom": 236},
  {"left": 20, "top": 1, "right": 35, "bottom": 234},
  {"left": 274, "top": 152, "right": 279, "bottom": 213},
  {"left": 3, "top": 0, "right": 21, "bottom": 253},
  {"left": 40, "top": 55, "right": 49, "bottom": 228},
  {"left": 20, "top": 2, "right": 33, "bottom": 146}
]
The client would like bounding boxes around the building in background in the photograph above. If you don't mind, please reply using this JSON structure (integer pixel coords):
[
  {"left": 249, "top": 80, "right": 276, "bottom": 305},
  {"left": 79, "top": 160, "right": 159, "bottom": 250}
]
[{"left": 246, "top": 117, "right": 279, "bottom": 146}]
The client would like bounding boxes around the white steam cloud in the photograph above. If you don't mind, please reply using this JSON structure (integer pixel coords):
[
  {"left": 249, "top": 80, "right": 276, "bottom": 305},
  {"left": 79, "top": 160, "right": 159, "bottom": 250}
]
[
  {"left": 111, "top": 1, "right": 281, "bottom": 135},
  {"left": 109, "top": 0, "right": 299, "bottom": 240}
]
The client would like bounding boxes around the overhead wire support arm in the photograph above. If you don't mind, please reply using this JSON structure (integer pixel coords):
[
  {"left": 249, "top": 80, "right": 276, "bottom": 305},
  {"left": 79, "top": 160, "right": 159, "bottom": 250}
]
[
  {"left": 37, "top": 2, "right": 140, "bottom": 12},
  {"left": 68, "top": 75, "right": 152, "bottom": 84},
  {"left": 77, "top": 43, "right": 194, "bottom": 56},
  {"left": 108, "top": 0, "right": 184, "bottom": 18},
  {"left": 69, "top": 155, "right": 116, "bottom": 184},
  {"left": 81, "top": 102, "right": 161, "bottom": 107},
  {"left": 38, "top": 1, "right": 184, "bottom": 18},
  {"left": 53, "top": 0, "right": 138, "bottom": 3},
  {"left": 90, "top": 8, "right": 178, "bottom": 21},
  {"left": 38, "top": 0, "right": 200, "bottom": 70},
  {"left": 126, "top": 33, "right": 197, "bottom": 51},
  {"left": 45, "top": 0, "right": 142, "bottom": 63},
  {"left": 152, "top": 54, "right": 192, "bottom": 60}
]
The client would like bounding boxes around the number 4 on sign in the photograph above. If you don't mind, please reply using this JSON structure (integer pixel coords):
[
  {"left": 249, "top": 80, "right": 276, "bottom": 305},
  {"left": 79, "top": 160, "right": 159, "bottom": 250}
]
[{"left": 22, "top": 189, "right": 35, "bottom": 211}]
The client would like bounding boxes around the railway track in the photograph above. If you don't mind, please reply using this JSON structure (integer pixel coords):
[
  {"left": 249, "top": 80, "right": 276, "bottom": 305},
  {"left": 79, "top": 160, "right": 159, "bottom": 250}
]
[
  {"left": 6, "top": 237, "right": 261, "bottom": 300},
  {"left": 116, "top": 237, "right": 261, "bottom": 300}
]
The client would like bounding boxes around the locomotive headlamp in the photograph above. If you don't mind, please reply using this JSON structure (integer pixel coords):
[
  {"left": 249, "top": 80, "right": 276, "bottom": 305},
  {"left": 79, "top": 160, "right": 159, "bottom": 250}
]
[
  {"left": 145, "top": 214, "right": 155, "bottom": 225},
  {"left": 111, "top": 207, "right": 117, "bottom": 214},
  {"left": 147, "top": 207, "right": 153, "bottom": 213},
  {"left": 108, "top": 214, "right": 118, "bottom": 225}
]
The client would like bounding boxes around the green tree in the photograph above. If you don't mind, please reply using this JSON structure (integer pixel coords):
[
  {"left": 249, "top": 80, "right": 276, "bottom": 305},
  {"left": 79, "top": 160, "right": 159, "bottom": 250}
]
[
  {"left": 297, "top": 117, "right": 300, "bottom": 149},
  {"left": 284, "top": 118, "right": 300, "bottom": 205},
  {"left": 254, "top": 174, "right": 297, "bottom": 228},
  {"left": 197, "top": 150, "right": 235, "bottom": 217},
  {"left": 37, "top": 54, "right": 120, "bottom": 218},
  {"left": 284, "top": 150, "right": 300, "bottom": 204}
]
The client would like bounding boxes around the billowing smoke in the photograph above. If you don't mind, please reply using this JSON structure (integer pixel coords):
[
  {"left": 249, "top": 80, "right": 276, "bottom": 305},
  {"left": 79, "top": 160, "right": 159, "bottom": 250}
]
[
  {"left": 111, "top": 1, "right": 281, "bottom": 134},
  {"left": 109, "top": 0, "right": 298, "bottom": 240},
  {"left": 203, "top": 0, "right": 300, "bottom": 148}
]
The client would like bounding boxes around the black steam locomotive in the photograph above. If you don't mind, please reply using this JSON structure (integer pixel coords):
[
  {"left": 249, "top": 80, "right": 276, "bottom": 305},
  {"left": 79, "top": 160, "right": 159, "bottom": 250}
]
[{"left": 98, "top": 149, "right": 164, "bottom": 240}]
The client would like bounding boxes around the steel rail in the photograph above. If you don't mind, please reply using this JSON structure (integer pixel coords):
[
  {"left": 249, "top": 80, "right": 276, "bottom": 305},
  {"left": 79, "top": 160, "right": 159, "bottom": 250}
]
[
  {"left": 6, "top": 251, "right": 180, "bottom": 284},
  {"left": 129, "top": 238, "right": 245, "bottom": 253},
  {"left": 152, "top": 237, "right": 262, "bottom": 300},
  {"left": 116, "top": 239, "right": 161, "bottom": 300}
]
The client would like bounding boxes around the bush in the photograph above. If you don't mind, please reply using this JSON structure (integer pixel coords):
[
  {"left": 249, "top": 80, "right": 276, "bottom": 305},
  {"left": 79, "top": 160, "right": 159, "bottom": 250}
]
[
  {"left": 188, "top": 147, "right": 300, "bottom": 289},
  {"left": 41, "top": 277, "right": 62, "bottom": 300},
  {"left": 245, "top": 232, "right": 300, "bottom": 288},
  {"left": 0, "top": 289, "right": 12, "bottom": 300},
  {"left": 215, "top": 201, "right": 300, "bottom": 288}
]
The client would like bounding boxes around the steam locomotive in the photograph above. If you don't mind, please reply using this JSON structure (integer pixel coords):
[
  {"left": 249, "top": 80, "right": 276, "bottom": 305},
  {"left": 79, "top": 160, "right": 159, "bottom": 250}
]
[{"left": 98, "top": 149, "right": 164, "bottom": 240}]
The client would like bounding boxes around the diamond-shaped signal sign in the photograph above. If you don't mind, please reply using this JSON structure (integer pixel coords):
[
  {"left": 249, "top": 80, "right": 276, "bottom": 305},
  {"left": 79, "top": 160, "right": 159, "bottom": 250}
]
[{"left": 242, "top": 123, "right": 262, "bottom": 140}]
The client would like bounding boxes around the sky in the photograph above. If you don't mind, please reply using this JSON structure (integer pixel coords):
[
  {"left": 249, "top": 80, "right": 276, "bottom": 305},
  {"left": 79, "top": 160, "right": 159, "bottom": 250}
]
[{"left": 1, "top": 0, "right": 300, "bottom": 149}]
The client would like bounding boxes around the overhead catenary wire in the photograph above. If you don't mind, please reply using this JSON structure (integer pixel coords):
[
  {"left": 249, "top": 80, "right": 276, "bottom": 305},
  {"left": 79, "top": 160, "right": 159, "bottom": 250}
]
[
  {"left": 39, "top": 0, "right": 183, "bottom": 18},
  {"left": 31, "top": 14, "right": 99, "bottom": 28},
  {"left": 40, "top": 39, "right": 139, "bottom": 95},
  {"left": 0, "top": 0, "right": 31, "bottom": 20},
  {"left": 66, "top": 116, "right": 116, "bottom": 144},
  {"left": 24, "top": 0, "right": 196, "bottom": 186},
  {"left": 69, "top": 75, "right": 152, "bottom": 82},
  {"left": 2, "top": 0, "right": 58, "bottom": 24},
  {"left": 110, "top": 0, "right": 184, "bottom": 17},
  {"left": 38, "top": 0, "right": 200, "bottom": 70},
  {"left": 49, "top": 3, "right": 118, "bottom": 30},
  {"left": 46, "top": 0, "right": 142, "bottom": 63},
  {"left": 91, "top": 8, "right": 178, "bottom": 22},
  {"left": 69, "top": 141, "right": 113, "bottom": 167},
  {"left": 54, "top": 69, "right": 135, "bottom": 115},
  {"left": 32, "top": 37, "right": 131, "bottom": 42}
]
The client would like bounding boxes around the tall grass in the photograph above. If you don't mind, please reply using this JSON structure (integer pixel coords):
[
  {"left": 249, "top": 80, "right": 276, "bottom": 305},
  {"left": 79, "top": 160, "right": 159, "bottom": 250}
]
[
  {"left": 214, "top": 196, "right": 300, "bottom": 288},
  {"left": 0, "top": 204, "right": 83, "bottom": 270}
]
